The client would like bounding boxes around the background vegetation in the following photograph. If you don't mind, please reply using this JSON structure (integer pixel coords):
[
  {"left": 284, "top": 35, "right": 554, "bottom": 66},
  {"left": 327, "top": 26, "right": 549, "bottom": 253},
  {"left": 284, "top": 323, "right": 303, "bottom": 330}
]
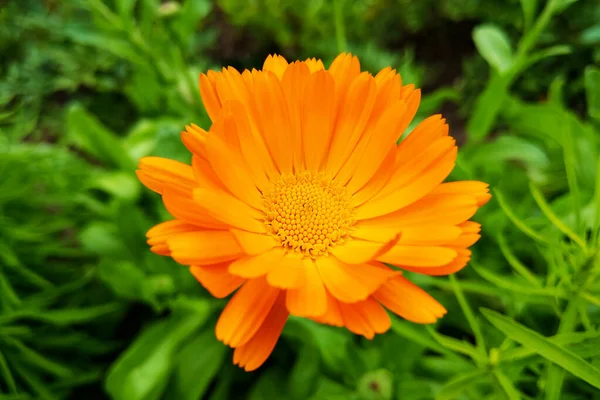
[{"left": 1, "top": 0, "right": 600, "bottom": 399}]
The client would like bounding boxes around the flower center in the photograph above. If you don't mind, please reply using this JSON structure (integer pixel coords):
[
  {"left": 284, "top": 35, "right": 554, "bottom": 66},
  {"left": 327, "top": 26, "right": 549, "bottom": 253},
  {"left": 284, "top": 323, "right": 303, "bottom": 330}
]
[{"left": 263, "top": 171, "right": 355, "bottom": 258}]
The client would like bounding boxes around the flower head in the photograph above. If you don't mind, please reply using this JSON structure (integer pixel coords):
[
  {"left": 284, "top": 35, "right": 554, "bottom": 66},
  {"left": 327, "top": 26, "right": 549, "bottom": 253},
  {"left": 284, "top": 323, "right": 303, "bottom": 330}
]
[{"left": 136, "top": 53, "right": 491, "bottom": 371}]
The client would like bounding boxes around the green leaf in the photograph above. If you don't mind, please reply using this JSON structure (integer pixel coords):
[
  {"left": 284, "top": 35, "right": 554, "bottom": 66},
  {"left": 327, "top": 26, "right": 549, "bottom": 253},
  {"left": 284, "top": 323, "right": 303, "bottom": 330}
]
[
  {"left": 435, "top": 369, "right": 488, "bottom": 400},
  {"left": 284, "top": 317, "right": 350, "bottom": 374},
  {"left": 357, "top": 369, "right": 394, "bottom": 400},
  {"left": 471, "top": 262, "right": 566, "bottom": 299},
  {"left": 105, "top": 303, "right": 211, "bottom": 400},
  {"left": 248, "top": 370, "right": 287, "bottom": 400},
  {"left": 117, "top": 0, "right": 138, "bottom": 20},
  {"left": 97, "top": 260, "right": 146, "bottom": 300},
  {"left": 0, "top": 303, "right": 122, "bottom": 326},
  {"left": 473, "top": 25, "right": 514, "bottom": 74},
  {"left": 66, "top": 104, "right": 136, "bottom": 171},
  {"left": 529, "top": 183, "right": 588, "bottom": 251},
  {"left": 466, "top": 75, "right": 510, "bottom": 141},
  {"left": 481, "top": 309, "right": 600, "bottom": 389},
  {"left": 89, "top": 171, "right": 141, "bottom": 201},
  {"left": 494, "top": 189, "right": 557, "bottom": 246},
  {"left": 519, "top": 0, "right": 537, "bottom": 32},
  {"left": 493, "top": 369, "right": 522, "bottom": 400},
  {"left": 0, "top": 350, "right": 18, "bottom": 394},
  {"left": 288, "top": 344, "right": 321, "bottom": 400},
  {"left": 584, "top": 66, "right": 600, "bottom": 120},
  {"left": 165, "top": 328, "right": 226, "bottom": 400}
]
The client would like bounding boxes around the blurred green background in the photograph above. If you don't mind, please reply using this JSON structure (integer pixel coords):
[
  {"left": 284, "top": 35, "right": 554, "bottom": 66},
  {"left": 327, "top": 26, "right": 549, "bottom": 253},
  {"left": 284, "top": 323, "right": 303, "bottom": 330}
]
[{"left": 1, "top": 0, "right": 600, "bottom": 399}]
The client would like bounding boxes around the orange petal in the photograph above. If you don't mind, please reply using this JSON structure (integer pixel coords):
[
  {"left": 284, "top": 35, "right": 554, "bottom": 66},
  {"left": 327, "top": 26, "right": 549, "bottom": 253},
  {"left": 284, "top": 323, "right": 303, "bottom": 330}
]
[
  {"left": 395, "top": 115, "right": 448, "bottom": 164},
  {"left": 222, "top": 100, "right": 277, "bottom": 184},
  {"left": 162, "top": 191, "right": 229, "bottom": 229},
  {"left": 345, "top": 90, "right": 421, "bottom": 193},
  {"left": 301, "top": 70, "right": 336, "bottom": 172},
  {"left": 233, "top": 292, "right": 289, "bottom": 371},
  {"left": 430, "top": 181, "right": 491, "bottom": 206},
  {"left": 281, "top": 62, "right": 311, "bottom": 173},
  {"left": 193, "top": 188, "right": 266, "bottom": 233},
  {"left": 203, "top": 125, "right": 263, "bottom": 209},
  {"left": 190, "top": 262, "right": 245, "bottom": 298},
  {"left": 266, "top": 253, "right": 305, "bottom": 289},
  {"left": 146, "top": 220, "right": 198, "bottom": 256},
  {"left": 328, "top": 53, "right": 361, "bottom": 108},
  {"left": 376, "top": 136, "right": 457, "bottom": 199},
  {"left": 374, "top": 275, "right": 446, "bottom": 323},
  {"left": 338, "top": 298, "right": 391, "bottom": 339},
  {"left": 377, "top": 245, "right": 457, "bottom": 267},
  {"left": 400, "top": 248, "right": 471, "bottom": 276},
  {"left": 330, "top": 235, "right": 400, "bottom": 264},
  {"left": 310, "top": 290, "right": 344, "bottom": 327},
  {"left": 262, "top": 54, "right": 289, "bottom": 79},
  {"left": 136, "top": 157, "right": 197, "bottom": 197},
  {"left": 228, "top": 248, "right": 284, "bottom": 278},
  {"left": 351, "top": 148, "right": 395, "bottom": 207},
  {"left": 253, "top": 72, "right": 293, "bottom": 174},
  {"left": 191, "top": 155, "right": 228, "bottom": 191},
  {"left": 199, "top": 72, "right": 221, "bottom": 121},
  {"left": 315, "top": 257, "right": 397, "bottom": 303},
  {"left": 351, "top": 224, "right": 461, "bottom": 245},
  {"left": 358, "top": 193, "right": 478, "bottom": 228},
  {"left": 451, "top": 221, "right": 482, "bottom": 247},
  {"left": 216, "top": 277, "right": 280, "bottom": 348},
  {"left": 286, "top": 259, "right": 327, "bottom": 317},
  {"left": 326, "top": 73, "right": 376, "bottom": 176},
  {"left": 356, "top": 145, "right": 457, "bottom": 219},
  {"left": 231, "top": 229, "right": 276, "bottom": 255},
  {"left": 167, "top": 230, "right": 244, "bottom": 265},
  {"left": 304, "top": 57, "right": 325, "bottom": 73},
  {"left": 181, "top": 124, "right": 208, "bottom": 158}
]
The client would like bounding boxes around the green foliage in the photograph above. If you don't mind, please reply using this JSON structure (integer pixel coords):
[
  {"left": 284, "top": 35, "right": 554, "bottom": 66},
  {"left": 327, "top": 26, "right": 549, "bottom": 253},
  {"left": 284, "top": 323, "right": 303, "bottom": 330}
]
[{"left": 1, "top": 0, "right": 600, "bottom": 399}]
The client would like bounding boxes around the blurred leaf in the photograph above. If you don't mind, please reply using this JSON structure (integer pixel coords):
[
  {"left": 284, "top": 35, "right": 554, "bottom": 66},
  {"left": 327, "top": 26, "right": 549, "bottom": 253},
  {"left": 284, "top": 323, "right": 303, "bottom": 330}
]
[
  {"left": 584, "top": 65, "right": 600, "bottom": 120},
  {"left": 482, "top": 309, "right": 600, "bottom": 389},
  {"left": 173, "top": 0, "right": 212, "bottom": 47},
  {"left": 473, "top": 24, "right": 514, "bottom": 74},
  {"left": 0, "top": 304, "right": 121, "bottom": 326},
  {"left": 284, "top": 318, "right": 350, "bottom": 374},
  {"left": 105, "top": 301, "right": 211, "bottom": 400},
  {"left": 90, "top": 171, "right": 141, "bottom": 201},
  {"left": 248, "top": 369, "right": 287, "bottom": 400},
  {"left": 67, "top": 104, "right": 136, "bottom": 170},
  {"left": 62, "top": 25, "right": 147, "bottom": 66},
  {"left": 165, "top": 328, "right": 226, "bottom": 400},
  {"left": 529, "top": 183, "right": 587, "bottom": 251},
  {"left": 288, "top": 344, "right": 321, "bottom": 400},
  {"left": 435, "top": 369, "right": 488, "bottom": 400},
  {"left": 493, "top": 369, "right": 522, "bottom": 400},
  {"left": 307, "top": 378, "right": 358, "bottom": 400},
  {"left": 0, "top": 350, "right": 17, "bottom": 394},
  {"left": 117, "top": 0, "right": 138, "bottom": 20},
  {"left": 79, "top": 222, "right": 130, "bottom": 260},
  {"left": 519, "top": 0, "right": 537, "bottom": 32},
  {"left": 357, "top": 369, "right": 393, "bottom": 400},
  {"left": 97, "top": 260, "right": 146, "bottom": 300},
  {"left": 466, "top": 75, "right": 510, "bottom": 141}
]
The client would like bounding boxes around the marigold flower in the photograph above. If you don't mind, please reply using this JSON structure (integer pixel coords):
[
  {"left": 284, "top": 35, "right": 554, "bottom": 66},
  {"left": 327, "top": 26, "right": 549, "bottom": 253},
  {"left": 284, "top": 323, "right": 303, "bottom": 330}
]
[{"left": 136, "top": 53, "right": 491, "bottom": 371}]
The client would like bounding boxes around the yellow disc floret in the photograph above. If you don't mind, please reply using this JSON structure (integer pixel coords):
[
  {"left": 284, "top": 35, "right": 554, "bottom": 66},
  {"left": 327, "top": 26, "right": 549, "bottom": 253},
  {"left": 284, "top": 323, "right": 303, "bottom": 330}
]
[{"left": 263, "top": 171, "right": 355, "bottom": 257}]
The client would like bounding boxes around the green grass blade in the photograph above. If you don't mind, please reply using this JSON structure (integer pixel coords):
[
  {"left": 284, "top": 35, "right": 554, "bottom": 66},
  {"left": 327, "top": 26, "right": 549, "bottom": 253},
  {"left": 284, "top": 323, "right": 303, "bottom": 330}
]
[
  {"left": 497, "top": 233, "right": 541, "bottom": 286},
  {"left": 449, "top": 274, "right": 487, "bottom": 357},
  {"left": 493, "top": 369, "right": 522, "bottom": 400},
  {"left": 529, "top": 183, "right": 588, "bottom": 252},
  {"left": 481, "top": 308, "right": 600, "bottom": 389},
  {"left": 435, "top": 369, "right": 488, "bottom": 400},
  {"left": 494, "top": 189, "right": 556, "bottom": 246}
]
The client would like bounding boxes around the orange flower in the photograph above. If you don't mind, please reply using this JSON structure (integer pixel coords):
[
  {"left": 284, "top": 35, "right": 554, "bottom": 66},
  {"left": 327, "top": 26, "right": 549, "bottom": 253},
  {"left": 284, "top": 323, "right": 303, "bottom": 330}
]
[{"left": 137, "top": 53, "right": 491, "bottom": 371}]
